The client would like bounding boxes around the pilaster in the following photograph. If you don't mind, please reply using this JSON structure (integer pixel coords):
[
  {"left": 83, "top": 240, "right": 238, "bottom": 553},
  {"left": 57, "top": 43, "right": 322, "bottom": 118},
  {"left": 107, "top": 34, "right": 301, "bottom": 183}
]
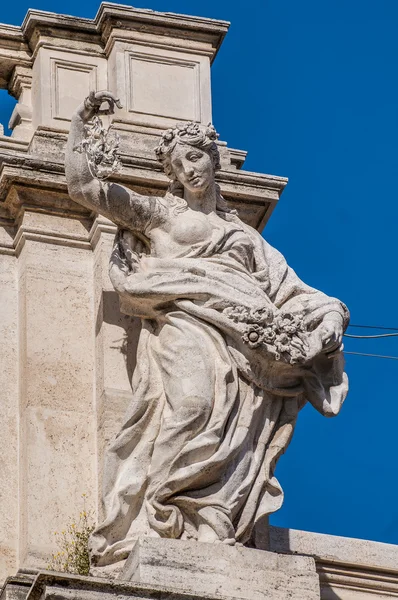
[{"left": 15, "top": 201, "right": 96, "bottom": 568}]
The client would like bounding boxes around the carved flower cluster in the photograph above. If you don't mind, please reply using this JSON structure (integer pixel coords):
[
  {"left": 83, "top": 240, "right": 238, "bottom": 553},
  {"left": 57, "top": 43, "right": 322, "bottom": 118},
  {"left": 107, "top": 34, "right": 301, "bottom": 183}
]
[
  {"left": 75, "top": 116, "right": 121, "bottom": 180},
  {"left": 158, "top": 122, "right": 218, "bottom": 146},
  {"left": 223, "top": 306, "right": 307, "bottom": 364}
]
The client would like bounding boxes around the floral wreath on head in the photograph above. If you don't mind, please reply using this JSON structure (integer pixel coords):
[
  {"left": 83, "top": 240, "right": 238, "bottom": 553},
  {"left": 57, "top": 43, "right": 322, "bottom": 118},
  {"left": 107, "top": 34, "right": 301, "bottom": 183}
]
[{"left": 155, "top": 121, "right": 221, "bottom": 180}]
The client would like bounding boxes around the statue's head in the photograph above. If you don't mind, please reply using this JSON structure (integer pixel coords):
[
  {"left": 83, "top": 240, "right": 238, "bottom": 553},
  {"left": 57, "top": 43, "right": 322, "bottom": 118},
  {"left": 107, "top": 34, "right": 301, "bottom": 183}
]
[{"left": 155, "top": 122, "right": 220, "bottom": 194}]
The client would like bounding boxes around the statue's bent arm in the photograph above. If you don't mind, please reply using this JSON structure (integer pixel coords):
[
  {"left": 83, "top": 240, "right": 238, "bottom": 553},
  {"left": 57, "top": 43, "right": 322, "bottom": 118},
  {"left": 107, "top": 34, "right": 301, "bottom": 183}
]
[{"left": 65, "top": 101, "right": 153, "bottom": 236}]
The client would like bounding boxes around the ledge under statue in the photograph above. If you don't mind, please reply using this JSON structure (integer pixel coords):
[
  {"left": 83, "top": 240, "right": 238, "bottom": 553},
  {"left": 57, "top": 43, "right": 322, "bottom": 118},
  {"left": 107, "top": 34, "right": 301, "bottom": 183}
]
[{"left": 65, "top": 91, "right": 349, "bottom": 571}]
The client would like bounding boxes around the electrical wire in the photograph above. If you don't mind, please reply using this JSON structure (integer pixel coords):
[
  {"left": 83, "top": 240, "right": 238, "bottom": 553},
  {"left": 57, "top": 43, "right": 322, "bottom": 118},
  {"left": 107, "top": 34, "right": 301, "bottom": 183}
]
[
  {"left": 344, "top": 332, "right": 398, "bottom": 339},
  {"left": 343, "top": 323, "right": 398, "bottom": 359},
  {"left": 345, "top": 351, "right": 398, "bottom": 361},
  {"left": 349, "top": 324, "right": 398, "bottom": 331}
]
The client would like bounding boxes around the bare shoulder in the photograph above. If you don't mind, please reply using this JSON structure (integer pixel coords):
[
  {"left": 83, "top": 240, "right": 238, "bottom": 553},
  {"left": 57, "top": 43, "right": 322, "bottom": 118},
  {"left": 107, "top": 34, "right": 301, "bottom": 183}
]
[{"left": 103, "top": 182, "right": 168, "bottom": 233}]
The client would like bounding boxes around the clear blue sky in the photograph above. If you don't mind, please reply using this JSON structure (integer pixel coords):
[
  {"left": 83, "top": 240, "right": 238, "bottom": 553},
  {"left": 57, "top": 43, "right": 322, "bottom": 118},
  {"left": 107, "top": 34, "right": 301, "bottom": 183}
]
[{"left": 1, "top": 0, "right": 398, "bottom": 545}]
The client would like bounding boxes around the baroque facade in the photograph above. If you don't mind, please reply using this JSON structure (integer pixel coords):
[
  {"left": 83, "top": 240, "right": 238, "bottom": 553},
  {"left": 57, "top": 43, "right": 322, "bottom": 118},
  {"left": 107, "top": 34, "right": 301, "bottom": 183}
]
[{"left": 0, "top": 4, "right": 397, "bottom": 599}]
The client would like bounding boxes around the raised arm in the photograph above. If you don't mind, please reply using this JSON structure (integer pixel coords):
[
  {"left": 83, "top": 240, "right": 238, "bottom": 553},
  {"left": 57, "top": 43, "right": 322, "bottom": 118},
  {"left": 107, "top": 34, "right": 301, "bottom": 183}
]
[{"left": 65, "top": 91, "right": 154, "bottom": 234}]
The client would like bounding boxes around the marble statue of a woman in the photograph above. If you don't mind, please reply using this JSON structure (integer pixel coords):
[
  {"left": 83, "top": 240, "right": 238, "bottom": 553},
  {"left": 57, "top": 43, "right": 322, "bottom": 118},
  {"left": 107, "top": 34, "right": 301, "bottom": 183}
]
[{"left": 65, "top": 91, "right": 349, "bottom": 568}]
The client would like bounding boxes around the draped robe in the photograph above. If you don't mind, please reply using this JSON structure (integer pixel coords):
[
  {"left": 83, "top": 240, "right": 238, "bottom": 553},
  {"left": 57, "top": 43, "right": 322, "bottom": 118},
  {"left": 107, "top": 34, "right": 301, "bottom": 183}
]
[{"left": 90, "top": 196, "right": 349, "bottom": 567}]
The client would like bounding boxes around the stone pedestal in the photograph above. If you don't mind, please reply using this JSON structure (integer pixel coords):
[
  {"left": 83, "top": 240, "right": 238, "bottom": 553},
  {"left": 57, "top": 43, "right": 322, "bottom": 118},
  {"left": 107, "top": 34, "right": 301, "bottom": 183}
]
[
  {"left": 0, "top": 543, "right": 320, "bottom": 600},
  {"left": 3, "top": 529, "right": 398, "bottom": 600},
  {"left": 118, "top": 539, "right": 320, "bottom": 600}
]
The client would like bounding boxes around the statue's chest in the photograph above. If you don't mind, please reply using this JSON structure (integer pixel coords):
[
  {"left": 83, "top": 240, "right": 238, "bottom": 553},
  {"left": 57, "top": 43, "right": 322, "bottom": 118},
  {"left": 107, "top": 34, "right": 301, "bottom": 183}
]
[{"left": 170, "top": 212, "right": 214, "bottom": 245}]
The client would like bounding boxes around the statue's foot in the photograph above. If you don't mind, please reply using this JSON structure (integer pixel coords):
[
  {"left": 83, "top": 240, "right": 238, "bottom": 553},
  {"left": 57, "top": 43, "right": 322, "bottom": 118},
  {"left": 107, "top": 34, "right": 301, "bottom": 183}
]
[
  {"left": 196, "top": 522, "right": 222, "bottom": 543},
  {"left": 197, "top": 524, "right": 237, "bottom": 545},
  {"left": 215, "top": 537, "right": 241, "bottom": 546}
]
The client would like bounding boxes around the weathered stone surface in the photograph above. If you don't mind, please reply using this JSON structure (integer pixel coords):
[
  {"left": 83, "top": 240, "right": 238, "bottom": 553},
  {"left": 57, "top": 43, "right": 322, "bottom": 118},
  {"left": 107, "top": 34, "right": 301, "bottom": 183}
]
[
  {"left": 0, "top": 571, "right": 36, "bottom": 600},
  {"left": 0, "top": 543, "right": 320, "bottom": 600},
  {"left": 2, "top": 570, "right": 232, "bottom": 600},
  {"left": 270, "top": 527, "right": 398, "bottom": 600},
  {"left": 270, "top": 526, "right": 398, "bottom": 571},
  {"left": 0, "top": 250, "right": 18, "bottom": 578},
  {"left": 4, "top": 531, "right": 398, "bottom": 600},
  {"left": 119, "top": 538, "right": 320, "bottom": 600}
]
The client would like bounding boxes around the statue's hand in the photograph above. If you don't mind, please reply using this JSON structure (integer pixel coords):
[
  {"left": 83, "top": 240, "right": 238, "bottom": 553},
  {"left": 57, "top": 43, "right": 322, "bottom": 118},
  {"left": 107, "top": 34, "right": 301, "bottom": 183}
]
[
  {"left": 319, "top": 312, "right": 344, "bottom": 358},
  {"left": 76, "top": 91, "right": 123, "bottom": 122}
]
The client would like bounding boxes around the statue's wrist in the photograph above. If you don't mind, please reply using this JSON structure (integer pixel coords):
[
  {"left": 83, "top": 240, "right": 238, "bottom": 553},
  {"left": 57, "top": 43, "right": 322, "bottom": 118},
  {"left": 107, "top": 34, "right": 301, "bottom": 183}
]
[
  {"left": 73, "top": 103, "right": 91, "bottom": 122},
  {"left": 84, "top": 95, "right": 100, "bottom": 114},
  {"left": 74, "top": 95, "right": 99, "bottom": 122}
]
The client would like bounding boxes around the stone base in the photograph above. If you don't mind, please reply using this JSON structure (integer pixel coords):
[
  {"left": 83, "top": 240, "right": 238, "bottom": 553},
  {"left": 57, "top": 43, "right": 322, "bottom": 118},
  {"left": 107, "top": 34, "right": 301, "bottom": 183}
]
[
  {"left": 0, "top": 542, "right": 320, "bottom": 600},
  {"left": 118, "top": 538, "right": 320, "bottom": 600},
  {"left": 3, "top": 529, "right": 398, "bottom": 600}
]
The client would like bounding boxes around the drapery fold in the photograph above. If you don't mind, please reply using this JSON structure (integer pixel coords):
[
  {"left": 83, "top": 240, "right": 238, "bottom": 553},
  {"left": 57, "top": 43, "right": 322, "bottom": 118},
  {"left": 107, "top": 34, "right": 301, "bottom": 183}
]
[{"left": 90, "top": 211, "right": 348, "bottom": 567}]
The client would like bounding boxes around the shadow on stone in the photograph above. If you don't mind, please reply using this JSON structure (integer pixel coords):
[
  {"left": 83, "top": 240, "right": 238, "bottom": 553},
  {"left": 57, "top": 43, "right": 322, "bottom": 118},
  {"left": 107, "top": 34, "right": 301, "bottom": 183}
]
[{"left": 97, "top": 290, "right": 141, "bottom": 384}]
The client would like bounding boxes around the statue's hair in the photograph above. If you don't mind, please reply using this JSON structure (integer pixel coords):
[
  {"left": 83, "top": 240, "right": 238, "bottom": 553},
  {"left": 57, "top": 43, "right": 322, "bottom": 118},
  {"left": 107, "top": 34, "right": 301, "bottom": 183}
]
[
  {"left": 155, "top": 122, "right": 221, "bottom": 179},
  {"left": 155, "top": 122, "right": 236, "bottom": 216}
]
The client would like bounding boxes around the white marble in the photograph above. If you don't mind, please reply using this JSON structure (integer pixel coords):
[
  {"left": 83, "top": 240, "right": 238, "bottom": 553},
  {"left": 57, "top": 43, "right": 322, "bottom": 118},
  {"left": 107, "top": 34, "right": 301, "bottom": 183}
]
[{"left": 64, "top": 91, "right": 349, "bottom": 568}]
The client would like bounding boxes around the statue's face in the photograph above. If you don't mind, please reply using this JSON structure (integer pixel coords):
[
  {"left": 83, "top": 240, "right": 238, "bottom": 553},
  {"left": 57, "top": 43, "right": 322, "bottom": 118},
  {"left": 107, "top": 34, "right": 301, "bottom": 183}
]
[{"left": 170, "top": 143, "right": 214, "bottom": 193}]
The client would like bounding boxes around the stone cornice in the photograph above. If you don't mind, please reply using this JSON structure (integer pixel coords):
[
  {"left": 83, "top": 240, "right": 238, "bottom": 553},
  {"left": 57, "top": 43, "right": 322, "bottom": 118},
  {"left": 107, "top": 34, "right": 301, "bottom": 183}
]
[
  {"left": 96, "top": 3, "right": 229, "bottom": 63},
  {"left": 0, "top": 24, "right": 32, "bottom": 87},
  {"left": 8, "top": 66, "right": 33, "bottom": 98},
  {"left": 0, "top": 190, "right": 96, "bottom": 256},
  {"left": 0, "top": 130, "right": 286, "bottom": 232},
  {"left": 0, "top": 23, "right": 27, "bottom": 49},
  {"left": 21, "top": 10, "right": 100, "bottom": 55},
  {"left": 18, "top": 3, "right": 229, "bottom": 62}
]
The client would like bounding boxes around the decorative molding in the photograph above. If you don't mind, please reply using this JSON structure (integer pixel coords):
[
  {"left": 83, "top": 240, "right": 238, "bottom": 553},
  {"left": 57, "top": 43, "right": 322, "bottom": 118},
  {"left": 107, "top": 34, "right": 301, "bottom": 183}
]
[
  {"left": 269, "top": 526, "right": 398, "bottom": 597},
  {"left": 0, "top": 137, "right": 29, "bottom": 152},
  {"left": 0, "top": 196, "right": 120, "bottom": 256},
  {"left": 14, "top": 230, "right": 91, "bottom": 256},
  {"left": 12, "top": 203, "right": 94, "bottom": 255},
  {"left": 89, "top": 216, "right": 117, "bottom": 250},
  {"left": 318, "top": 560, "right": 398, "bottom": 597},
  {"left": 8, "top": 65, "right": 33, "bottom": 98},
  {"left": 104, "top": 33, "right": 217, "bottom": 62},
  {"left": 0, "top": 24, "right": 31, "bottom": 88}
]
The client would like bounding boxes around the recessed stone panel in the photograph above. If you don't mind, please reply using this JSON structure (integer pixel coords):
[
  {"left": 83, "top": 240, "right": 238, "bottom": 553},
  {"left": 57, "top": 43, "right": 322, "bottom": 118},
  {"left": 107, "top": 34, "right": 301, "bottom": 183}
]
[
  {"left": 31, "top": 48, "right": 107, "bottom": 130},
  {"left": 127, "top": 52, "right": 200, "bottom": 122},
  {"left": 51, "top": 59, "right": 98, "bottom": 122}
]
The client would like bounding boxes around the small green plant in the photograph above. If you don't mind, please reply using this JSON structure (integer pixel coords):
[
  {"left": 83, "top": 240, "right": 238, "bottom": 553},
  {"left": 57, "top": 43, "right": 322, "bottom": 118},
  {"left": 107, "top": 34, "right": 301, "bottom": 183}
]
[{"left": 48, "top": 495, "right": 95, "bottom": 576}]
